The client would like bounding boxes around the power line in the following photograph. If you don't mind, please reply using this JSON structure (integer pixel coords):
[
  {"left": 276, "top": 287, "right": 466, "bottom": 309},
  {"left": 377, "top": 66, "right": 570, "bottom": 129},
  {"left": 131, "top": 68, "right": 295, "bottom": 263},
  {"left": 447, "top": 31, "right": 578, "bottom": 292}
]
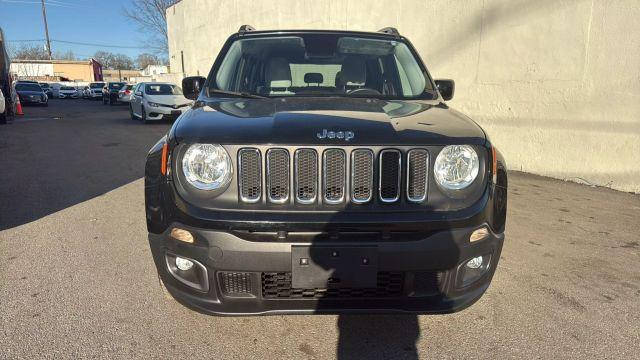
[
  {"left": 51, "top": 39, "right": 164, "bottom": 50},
  {"left": 7, "top": 39, "right": 163, "bottom": 50}
]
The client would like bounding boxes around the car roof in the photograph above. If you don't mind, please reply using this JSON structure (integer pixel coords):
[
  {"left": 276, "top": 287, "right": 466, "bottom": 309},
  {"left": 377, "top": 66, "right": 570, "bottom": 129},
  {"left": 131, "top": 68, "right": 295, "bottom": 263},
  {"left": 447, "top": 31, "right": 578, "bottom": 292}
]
[{"left": 235, "top": 29, "right": 402, "bottom": 40}]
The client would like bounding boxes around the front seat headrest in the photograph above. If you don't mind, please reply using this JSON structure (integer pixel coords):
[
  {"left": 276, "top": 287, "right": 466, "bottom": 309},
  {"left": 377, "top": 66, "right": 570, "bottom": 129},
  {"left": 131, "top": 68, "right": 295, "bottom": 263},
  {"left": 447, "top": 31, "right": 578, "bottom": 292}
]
[
  {"left": 266, "top": 58, "right": 291, "bottom": 88},
  {"left": 304, "top": 72, "right": 323, "bottom": 85}
]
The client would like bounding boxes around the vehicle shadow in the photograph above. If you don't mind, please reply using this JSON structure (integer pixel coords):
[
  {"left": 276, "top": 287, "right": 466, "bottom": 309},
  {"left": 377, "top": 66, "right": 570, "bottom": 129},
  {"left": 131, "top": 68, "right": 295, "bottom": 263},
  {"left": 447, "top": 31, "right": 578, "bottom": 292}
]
[{"left": 303, "top": 198, "right": 462, "bottom": 359}]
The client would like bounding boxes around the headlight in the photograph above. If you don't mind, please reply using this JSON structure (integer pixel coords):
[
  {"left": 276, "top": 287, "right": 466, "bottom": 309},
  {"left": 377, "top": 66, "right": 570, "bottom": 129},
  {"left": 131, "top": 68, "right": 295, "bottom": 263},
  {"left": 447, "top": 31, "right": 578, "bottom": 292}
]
[
  {"left": 434, "top": 145, "right": 479, "bottom": 190},
  {"left": 182, "top": 144, "right": 232, "bottom": 190},
  {"left": 148, "top": 102, "right": 160, "bottom": 107}
]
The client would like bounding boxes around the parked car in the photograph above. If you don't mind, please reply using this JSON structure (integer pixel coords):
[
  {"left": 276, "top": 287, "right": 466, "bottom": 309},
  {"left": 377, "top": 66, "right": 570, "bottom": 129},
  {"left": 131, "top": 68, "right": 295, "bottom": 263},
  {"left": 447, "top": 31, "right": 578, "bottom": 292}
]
[
  {"left": 39, "top": 83, "right": 53, "bottom": 98},
  {"left": 102, "top": 82, "right": 125, "bottom": 105},
  {"left": 118, "top": 84, "right": 135, "bottom": 103},
  {"left": 15, "top": 82, "right": 48, "bottom": 106},
  {"left": 144, "top": 26, "right": 508, "bottom": 316},
  {"left": 129, "top": 82, "right": 191, "bottom": 123},
  {"left": 86, "top": 82, "right": 105, "bottom": 100},
  {"left": 58, "top": 86, "right": 80, "bottom": 99}
]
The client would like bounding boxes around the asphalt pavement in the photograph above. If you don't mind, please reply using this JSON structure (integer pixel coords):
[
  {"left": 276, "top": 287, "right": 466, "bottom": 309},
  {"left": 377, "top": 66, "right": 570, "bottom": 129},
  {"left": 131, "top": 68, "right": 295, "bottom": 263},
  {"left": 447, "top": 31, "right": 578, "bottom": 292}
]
[{"left": 1, "top": 99, "right": 639, "bottom": 359}]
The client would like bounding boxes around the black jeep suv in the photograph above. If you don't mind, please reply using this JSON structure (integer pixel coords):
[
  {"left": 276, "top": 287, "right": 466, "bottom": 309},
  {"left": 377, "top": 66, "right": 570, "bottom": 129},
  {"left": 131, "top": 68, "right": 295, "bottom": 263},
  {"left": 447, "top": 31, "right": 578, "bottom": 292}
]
[{"left": 145, "top": 26, "right": 508, "bottom": 315}]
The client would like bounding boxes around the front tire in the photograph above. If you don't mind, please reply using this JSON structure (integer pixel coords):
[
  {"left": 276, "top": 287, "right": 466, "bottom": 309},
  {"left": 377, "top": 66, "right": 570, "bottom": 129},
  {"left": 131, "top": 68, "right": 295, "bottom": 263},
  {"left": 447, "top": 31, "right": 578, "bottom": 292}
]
[{"left": 141, "top": 107, "right": 149, "bottom": 124}]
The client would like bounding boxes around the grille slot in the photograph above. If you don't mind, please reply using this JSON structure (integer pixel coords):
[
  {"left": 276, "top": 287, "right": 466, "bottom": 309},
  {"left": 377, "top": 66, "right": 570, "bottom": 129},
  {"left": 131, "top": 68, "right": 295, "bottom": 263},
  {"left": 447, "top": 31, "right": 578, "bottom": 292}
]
[
  {"left": 294, "top": 149, "right": 318, "bottom": 204},
  {"left": 323, "top": 149, "right": 346, "bottom": 204},
  {"left": 266, "top": 149, "right": 290, "bottom": 203},
  {"left": 407, "top": 149, "right": 429, "bottom": 202},
  {"left": 238, "top": 148, "right": 261, "bottom": 203},
  {"left": 220, "top": 272, "right": 253, "bottom": 296},
  {"left": 379, "top": 149, "right": 401, "bottom": 202},
  {"left": 262, "top": 272, "right": 404, "bottom": 299},
  {"left": 351, "top": 149, "right": 374, "bottom": 203}
]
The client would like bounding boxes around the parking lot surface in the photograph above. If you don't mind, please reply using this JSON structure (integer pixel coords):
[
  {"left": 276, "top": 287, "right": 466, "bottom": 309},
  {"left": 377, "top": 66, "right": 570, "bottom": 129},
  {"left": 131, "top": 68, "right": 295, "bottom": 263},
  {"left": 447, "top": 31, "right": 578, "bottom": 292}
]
[{"left": 1, "top": 100, "right": 639, "bottom": 359}]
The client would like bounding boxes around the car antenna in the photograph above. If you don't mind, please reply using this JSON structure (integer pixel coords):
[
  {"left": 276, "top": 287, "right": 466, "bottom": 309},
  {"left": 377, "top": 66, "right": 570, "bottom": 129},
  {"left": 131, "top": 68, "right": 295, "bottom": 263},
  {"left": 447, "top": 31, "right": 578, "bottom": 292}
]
[{"left": 238, "top": 25, "right": 256, "bottom": 35}]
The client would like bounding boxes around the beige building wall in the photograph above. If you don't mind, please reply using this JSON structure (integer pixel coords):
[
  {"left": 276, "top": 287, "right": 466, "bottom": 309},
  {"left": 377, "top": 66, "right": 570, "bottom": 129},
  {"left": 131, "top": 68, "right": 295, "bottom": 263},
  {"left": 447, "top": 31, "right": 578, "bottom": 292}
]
[
  {"left": 167, "top": 0, "right": 640, "bottom": 193},
  {"left": 52, "top": 62, "right": 94, "bottom": 82}
]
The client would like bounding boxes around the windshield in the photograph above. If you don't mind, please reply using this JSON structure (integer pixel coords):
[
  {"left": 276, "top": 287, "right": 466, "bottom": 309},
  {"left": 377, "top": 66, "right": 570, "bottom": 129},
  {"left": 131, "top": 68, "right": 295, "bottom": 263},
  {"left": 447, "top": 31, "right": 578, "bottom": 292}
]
[
  {"left": 210, "top": 34, "right": 434, "bottom": 99},
  {"left": 108, "top": 83, "right": 124, "bottom": 89},
  {"left": 90, "top": 82, "right": 105, "bottom": 88},
  {"left": 60, "top": 86, "right": 76, "bottom": 90},
  {"left": 16, "top": 83, "right": 43, "bottom": 92},
  {"left": 40, "top": 83, "right": 50, "bottom": 88},
  {"left": 145, "top": 84, "right": 182, "bottom": 95}
]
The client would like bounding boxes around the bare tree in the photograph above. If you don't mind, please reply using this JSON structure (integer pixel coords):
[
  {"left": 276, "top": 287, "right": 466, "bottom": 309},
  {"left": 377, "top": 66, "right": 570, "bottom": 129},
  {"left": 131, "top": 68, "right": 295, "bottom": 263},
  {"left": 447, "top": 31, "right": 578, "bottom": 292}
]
[
  {"left": 122, "top": 0, "right": 178, "bottom": 54},
  {"left": 93, "top": 51, "right": 135, "bottom": 70},
  {"left": 53, "top": 49, "right": 76, "bottom": 61},
  {"left": 136, "top": 53, "right": 161, "bottom": 69},
  {"left": 10, "top": 44, "right": 49, "bottom": 60}
]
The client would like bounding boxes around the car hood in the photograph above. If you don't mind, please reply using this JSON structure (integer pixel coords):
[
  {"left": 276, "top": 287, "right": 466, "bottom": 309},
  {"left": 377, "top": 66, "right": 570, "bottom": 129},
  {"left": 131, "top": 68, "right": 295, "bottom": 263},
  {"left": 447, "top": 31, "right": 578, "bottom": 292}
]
[
  {"left": 174, "top": 97, "right": 486, "bottom": 146},
  {"left": 145, "top": 94, "right": 190, "bottom": 106},
  {"left": 17, "top": 90, "right": 44, "bottom": 96},
  {"left": 60, "top": 90, "right": 77, "bottom": 93}
]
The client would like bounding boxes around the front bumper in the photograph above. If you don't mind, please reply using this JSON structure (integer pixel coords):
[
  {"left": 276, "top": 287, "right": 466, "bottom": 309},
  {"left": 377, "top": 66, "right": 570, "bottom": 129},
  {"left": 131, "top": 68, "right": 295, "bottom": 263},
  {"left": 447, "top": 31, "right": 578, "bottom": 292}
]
[
  {"left": 144, "top": 105, "right": 186, "bottom": 120},
  {"left": 20, "top": 96, "right": 46, "bottom": 104},
  {"left": 149, "top": 223, "right": 504, "bottom": 315}
]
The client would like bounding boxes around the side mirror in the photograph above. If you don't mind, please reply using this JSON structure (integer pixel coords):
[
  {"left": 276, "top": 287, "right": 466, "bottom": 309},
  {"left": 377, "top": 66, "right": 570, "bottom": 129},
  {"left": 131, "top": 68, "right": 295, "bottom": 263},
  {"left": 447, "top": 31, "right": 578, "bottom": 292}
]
[
  {"left": 134, "top": 91, "right": 143, "bottom": 97},
  {"left": 435, "top": 79, "right": 455, "bottom": 101},
  {"left": 182, "top": 76, "right": 206, "bottom": 100}
]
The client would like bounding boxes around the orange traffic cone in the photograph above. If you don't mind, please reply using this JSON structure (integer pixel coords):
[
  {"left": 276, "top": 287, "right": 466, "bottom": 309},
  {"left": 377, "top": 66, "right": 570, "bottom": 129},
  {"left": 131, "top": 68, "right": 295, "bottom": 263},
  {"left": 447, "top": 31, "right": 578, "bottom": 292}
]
[{"left": 15, "top": 99, "right": 24, "bottom": 116}]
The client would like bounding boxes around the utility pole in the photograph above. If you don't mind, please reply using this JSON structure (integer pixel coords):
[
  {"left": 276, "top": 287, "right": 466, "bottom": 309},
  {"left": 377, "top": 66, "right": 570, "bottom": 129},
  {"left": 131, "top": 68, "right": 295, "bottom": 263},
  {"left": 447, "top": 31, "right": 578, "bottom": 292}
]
[{"left": 40, "top": 0, "right": 52, "bottom": 60}]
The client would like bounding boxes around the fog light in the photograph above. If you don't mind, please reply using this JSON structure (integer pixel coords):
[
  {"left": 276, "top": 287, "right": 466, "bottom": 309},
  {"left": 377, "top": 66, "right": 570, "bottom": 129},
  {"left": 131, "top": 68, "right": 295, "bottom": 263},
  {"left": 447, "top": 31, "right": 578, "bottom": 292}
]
[
  {"left": 170, "top": 228, "right": 194, "bottom": 243},
  {"left": 466, "top": 256, "right": 483, "bottom": 269},
  {"left": 175, "top": 257, "right": 194, "bottom": 271},
  {"left": 469, "top": 227, "right": 489, "bottom": 242},
  {"left": 457, "top": 254, "right": 492, "bottom": 288}
]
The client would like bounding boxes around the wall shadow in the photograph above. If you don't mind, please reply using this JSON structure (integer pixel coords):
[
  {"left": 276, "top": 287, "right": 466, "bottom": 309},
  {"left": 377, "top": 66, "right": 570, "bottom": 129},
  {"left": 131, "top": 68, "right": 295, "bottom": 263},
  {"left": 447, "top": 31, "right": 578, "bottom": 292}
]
[{"left": 0, "top": 100, "right": 172, "bottom": 230}]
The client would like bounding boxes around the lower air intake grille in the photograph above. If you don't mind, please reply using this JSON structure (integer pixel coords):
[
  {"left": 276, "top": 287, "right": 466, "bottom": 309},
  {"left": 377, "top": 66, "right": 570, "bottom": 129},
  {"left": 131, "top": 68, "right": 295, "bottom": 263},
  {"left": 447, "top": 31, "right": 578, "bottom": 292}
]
[
  {"left": 261, "top": 272, "right": 404, "bottom": 299},
  {"left": 379, "top": 150, "right": 401, "bottom": 202},
  {"left": 220, "top": 272, "right": 253, "bottom": 295},
  {"left": 294, "top": 149, "right": 318, "bottom": 203},
  {"left": 351, "top": 149, "right": 374, "bottom": 203},
  {"left": 407, "top": 149, "right": 428, "bottom": 202},
  {"left": 238, "top": 149, "right": 261, "bottom": 202},
  {"left": 323, "top": 149, "right": 346, "bottom": 204},
  {"left": 266, "top": 149, "right": 290, "bottom": 203}
]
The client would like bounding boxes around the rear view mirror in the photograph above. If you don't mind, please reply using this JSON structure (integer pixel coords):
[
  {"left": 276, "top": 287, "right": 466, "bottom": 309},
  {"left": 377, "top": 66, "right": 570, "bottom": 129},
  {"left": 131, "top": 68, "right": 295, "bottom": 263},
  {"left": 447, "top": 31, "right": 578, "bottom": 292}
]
[
  {"left": 435, "top": 79, "right": 455, "bottom": 101},
  {"left": 182, "top": 76, "right": 206, "bottom": 100}
]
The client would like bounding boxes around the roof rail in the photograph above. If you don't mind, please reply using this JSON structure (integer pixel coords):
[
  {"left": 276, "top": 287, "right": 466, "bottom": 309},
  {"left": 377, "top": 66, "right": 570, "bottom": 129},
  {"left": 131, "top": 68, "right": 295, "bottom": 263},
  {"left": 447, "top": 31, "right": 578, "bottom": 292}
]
[
  {"left": 377, "top": 27, "right": 400, "bottom": 37},
  {"left": 238, "top": 25, "right": 256, "bottom": 34}
]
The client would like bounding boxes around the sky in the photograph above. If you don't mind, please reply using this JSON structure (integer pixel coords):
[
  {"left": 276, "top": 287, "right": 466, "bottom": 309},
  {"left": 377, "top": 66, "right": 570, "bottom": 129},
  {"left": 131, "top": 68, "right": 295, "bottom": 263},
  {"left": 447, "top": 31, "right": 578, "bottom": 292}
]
[{"left": 0, "top": 0, "right": 159, "bottom": 60}]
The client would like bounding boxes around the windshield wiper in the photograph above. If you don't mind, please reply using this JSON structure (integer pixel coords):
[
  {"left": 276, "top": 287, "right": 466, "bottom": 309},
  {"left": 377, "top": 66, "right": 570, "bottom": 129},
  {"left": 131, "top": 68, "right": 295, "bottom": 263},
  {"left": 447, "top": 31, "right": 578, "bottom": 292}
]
[{"left": 207, "top": 89, "right": 266, "bottom": 99}]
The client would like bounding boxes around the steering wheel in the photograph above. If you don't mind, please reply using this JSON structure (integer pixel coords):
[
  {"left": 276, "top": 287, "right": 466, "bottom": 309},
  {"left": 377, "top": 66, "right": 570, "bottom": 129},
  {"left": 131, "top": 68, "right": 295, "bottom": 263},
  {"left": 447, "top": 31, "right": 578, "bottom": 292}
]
[{"left": 347, "top": 88, "right": 381, "bottom": 96}]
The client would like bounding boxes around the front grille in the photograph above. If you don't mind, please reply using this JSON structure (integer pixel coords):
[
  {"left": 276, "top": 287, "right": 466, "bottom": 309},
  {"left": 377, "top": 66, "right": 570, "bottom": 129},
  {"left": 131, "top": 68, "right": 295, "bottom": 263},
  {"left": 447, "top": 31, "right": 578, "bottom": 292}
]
[
  {"left": 262, "top": 272, "right": 403, "bottom": 299},
  {"left": 407, "top": 149, "right": 428, "bottom": 202},
  {"left": 237, "top": 147, "right": 430, "bottom": 205},
  {"left": 219, "top": 272, "right": 253, "bottom": 295},
  {"left": 294, "top": 149, "right": 318, "bottom": 203},
  {"left": 379, "top": 150, "right": 401, "bottom": 202},
  {"left": 238, "top": 149, "right": 261, "bottom": 203},
  {"left": 266, "top": 149, "right": 290, "bottom": 203},
  {"left": 351, "top": 149, "right": 374, "bottom": 203},
  {"left": 323, "top": 149, "right": 346, "bottom": 204}
]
